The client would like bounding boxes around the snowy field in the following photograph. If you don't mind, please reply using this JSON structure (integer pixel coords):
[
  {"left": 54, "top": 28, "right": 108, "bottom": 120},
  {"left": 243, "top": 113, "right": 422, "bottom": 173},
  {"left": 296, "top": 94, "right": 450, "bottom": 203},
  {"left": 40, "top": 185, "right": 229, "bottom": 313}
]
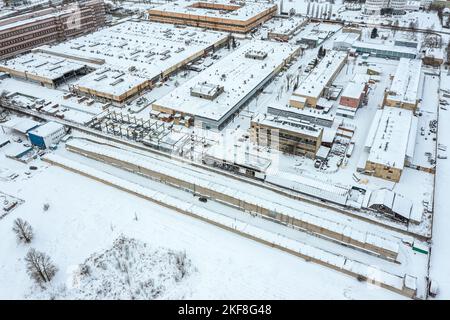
[
  {"left": 1, "top": 2, "right": 448, "bottom": 299},
  {"left": 0, "top": 152, "right": 406, "bottom": 299}
]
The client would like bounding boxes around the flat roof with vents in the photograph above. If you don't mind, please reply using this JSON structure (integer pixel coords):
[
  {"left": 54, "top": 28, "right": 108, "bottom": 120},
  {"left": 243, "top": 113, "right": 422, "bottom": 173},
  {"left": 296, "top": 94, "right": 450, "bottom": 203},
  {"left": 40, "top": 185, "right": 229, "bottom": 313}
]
[
  {"left": 149, "top": 0, "right": 276, "bottom": 22},
  {"left": 292, "top": 51, "right": 347, "bottom": 101},
  {"left": 74, "top": 67, "right": 150, "bottom": 101},
  {"left": 0, "top": 52, "right": 86, "bottom": 84},
  {"left": 366, "top": 107, "right": 415, "bottom": 170},
  {"left": 152, "top": 40, "right": 300, "bottom": 130},
  {"left": 36, "top": 20, "right": 230, "bottom": 81}
]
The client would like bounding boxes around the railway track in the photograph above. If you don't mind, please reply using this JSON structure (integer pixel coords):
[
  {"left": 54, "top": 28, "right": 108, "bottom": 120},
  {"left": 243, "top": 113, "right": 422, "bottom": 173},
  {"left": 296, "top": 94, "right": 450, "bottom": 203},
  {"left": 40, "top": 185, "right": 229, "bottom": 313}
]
[{"left": 0, "top": 100, "right": 428, "bottom": 240}]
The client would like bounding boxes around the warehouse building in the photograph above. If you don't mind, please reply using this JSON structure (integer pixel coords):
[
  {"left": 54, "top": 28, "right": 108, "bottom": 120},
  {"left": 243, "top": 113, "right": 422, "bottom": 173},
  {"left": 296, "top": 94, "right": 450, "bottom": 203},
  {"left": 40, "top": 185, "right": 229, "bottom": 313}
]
[
  {"left": 267, "top": 105, "right": 334, "bottom": 127},
  {"left": 148, "top": 0, "right": 277, "bottom": 33},
  {"left": 364, "top": 188, "right": 421, "bottom": 224},
  {"left": 28, "top": 121, "right": 66, "bottom": 149},
  {"left": 333, "top": 32, "right": 360, "bottom": 51},
  {"left": 363, "top": 107, "right": 417, "bottom": 182},
  {"left": 152, "top": 40, "right": 301, "bottom": 130},
  {"left": 384, "top": 58, "right": 422, "bottom": 111},
  {"left": 0, "top": 117, "right": 40, "bottom": 136},
  {"left": 0, "top": 52, "right": 89, "bottom": 88},
  {"left": 72, "top": 67, "right": 151, "bottom": 106},
  {"left": 290, "top": 51, "right": 347, "bottom": 108},
  {"left": 39, "top": 20, "right": 230, "bottom": 104},
  {"left": 250, "top": 113, "right": 323, "bottom": 158},
  {"left": 261, "top": 16, "right": 307, "bottom": 41},
  {"left": 352, "top": 41, "right": 417, "bottom": 60}
]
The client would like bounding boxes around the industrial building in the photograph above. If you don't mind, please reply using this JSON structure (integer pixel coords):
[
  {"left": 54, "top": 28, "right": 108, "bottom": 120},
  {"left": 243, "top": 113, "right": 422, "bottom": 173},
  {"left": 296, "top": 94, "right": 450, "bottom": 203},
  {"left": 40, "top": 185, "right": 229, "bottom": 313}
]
[
  {"left": 384, "top": 58, "right": 422, "bottom": 111},
  {"left": 28, "top": 121, "right": 66, "bottom": 149},
  {"left": 0, "top": 117, "right": 40, "bottom": 135},
  {"left": 352, "top": 41, "right": 417, "bottom": 60},
  {"left": 72, "top": 67, "right": 151, "bottom": 105},
  {"left": 267, "top": 105, "right": 334, "bottom": 127},
  {"left": 36, "top": 20, "right": 230, "bottom": 104},
  {"left": 0, "top": 0, "right": 106, "bottom": 59},
  {"left": 250, "top": 113, "right": 323, "bottom": 158},
  {"left": 0, "top": 52, "right": 89, "bottom": 88},
  {"left": 148, "top": 0, "right": 277, "bottom": 33},
  {"left": 364, "top": 189, "right": 421, "bottom": 224},
  {"left": 152, "top": 40, "right": 301, "bottom": 130},
  {"left": 261, "top": 16, "right": 307, "bottom": 41},
  {"left": 333, "top": 32, "right": 360, "bottom": 51},
  {"left": 290, "top": 51, "right": 347, "bottom": 108},
  {"left": 363, "top": 107, "right": 417, "bottom": 182},
  {"left": 340, "top": 81, "right": 367, "bottom": 109}
]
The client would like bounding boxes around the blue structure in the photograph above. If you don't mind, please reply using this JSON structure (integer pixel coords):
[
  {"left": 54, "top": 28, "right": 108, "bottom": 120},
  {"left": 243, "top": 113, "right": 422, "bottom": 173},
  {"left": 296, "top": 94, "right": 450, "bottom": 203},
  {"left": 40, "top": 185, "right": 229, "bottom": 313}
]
[{"left": 28, "top": 132, "right": 46, "bottom": 149}]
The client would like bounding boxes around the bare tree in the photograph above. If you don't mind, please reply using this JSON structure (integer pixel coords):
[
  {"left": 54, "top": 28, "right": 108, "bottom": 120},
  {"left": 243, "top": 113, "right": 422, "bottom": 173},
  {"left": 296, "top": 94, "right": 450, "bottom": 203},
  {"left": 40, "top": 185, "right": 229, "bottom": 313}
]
[
  {"left": 25, "top": 249, "right": 58, "bottom": 285},
  {"left": 13, "top": 218, "right": 34, "bottom": 244}
]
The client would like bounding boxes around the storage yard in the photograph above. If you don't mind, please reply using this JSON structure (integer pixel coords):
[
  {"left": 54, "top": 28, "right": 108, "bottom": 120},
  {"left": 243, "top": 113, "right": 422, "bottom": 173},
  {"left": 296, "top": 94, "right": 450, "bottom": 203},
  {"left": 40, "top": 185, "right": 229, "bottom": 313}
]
[{"left": 0, "top": 0, "right": 449, "bottom": 301}]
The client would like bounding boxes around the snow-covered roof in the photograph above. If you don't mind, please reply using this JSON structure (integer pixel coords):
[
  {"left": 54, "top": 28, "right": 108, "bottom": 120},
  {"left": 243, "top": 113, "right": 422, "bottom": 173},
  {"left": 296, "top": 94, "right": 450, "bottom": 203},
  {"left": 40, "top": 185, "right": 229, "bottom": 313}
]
[
  {"left": 268, "top": 104, "right": 334, "bottom": 122},
  {"left": 74, "top": 67, "right": 149, "bottom": 98},
  {"left": 293, "top": 51, "right": 347, "bottom": 99},
  {"left": 352, "top": 41, "right": 417, "bottom": 57},
  {"left": 0, "top": 118, "right": 40, "bottom": 134},
  {"left": 392, "top": 193, "right": 413, "bottom": 220},
  {"left": 252, "top": 113, "right": 322, "bottom": 138},
  {"left": 153, "top": 40, "right": 299, "bottom": 123},
  {"left": 149, "top": 0, "right": 276, "bottom": 22},
  {"left": 0, "top": 52, "right": 85, "bottom": 82},
  {"left": 387, "top": 58, "right": 422, "bottom": 105},
  {"left": 37, "top": 20, "right": 229, "bottom": 81},
  {"left": 28, "top": 121, "right": 64, "bottom": 138},
  {"left": 262, "top": 16, "right": 306, "bottom": 36},
  {"left": 341, "top": 81, "right": 365, "bottom": 100},
  {"left": 366, "top": 107, "right": 414, "bottom": 170},
  {"left": 333, "top": 32, "right": 360, "bottom": 45},
  {"left": 266, "top": 172, "right": 350, "bottom": 206},
  {"left": 316, "top": 146, "right": 330, "bottom": 159}
]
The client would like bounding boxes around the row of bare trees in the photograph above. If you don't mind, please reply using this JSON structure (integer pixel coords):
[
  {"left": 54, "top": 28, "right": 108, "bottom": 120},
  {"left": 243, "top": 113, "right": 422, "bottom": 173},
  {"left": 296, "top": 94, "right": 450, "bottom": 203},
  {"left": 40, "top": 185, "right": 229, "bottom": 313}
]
[{"left": 12, "top": 218, "right": 58, "bottom": 285}]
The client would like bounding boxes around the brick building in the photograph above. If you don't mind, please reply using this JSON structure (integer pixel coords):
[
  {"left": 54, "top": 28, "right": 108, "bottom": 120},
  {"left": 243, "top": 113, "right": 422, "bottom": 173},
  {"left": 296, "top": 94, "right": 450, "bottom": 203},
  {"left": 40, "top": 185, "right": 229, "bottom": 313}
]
[{"left": 0, "top": 0, "right": 106, "bottom": 60}]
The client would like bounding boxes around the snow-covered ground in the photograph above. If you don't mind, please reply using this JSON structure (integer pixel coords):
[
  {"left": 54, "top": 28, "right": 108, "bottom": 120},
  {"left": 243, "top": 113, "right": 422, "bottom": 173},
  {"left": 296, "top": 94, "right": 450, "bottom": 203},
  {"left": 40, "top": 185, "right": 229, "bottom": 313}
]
[
  {"left": 428, "top": 70, "right": 450, "bottom": 299},
  {"left": 0, "top": 151, "right": 406, "bottom": 299},
  {"left": 1, "top": 3, "right": 448, "bottom": 299}
]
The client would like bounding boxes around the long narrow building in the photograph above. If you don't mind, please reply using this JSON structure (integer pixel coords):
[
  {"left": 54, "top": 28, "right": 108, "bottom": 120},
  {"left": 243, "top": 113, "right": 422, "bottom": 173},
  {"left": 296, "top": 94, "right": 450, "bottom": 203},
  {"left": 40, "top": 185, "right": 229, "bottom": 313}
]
[
  {"left": 148, "top": 0, "right": 277, "bottom": 33},
  {"left": 290, "top": 51, "right": 347, "bottom": 109}
]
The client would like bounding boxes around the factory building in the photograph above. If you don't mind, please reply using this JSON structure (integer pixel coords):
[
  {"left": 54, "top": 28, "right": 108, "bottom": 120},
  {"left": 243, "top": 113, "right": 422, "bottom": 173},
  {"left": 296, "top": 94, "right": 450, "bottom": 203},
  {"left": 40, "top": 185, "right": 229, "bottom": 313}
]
[
  {"left": 0, "top": 0, "right": 106, "bottom": 60},
  {"left": 250, "top": 113, "right": 323, "bottom": 158},
  {"left": 28, "top": 121, "right": 66, "bottom": 149},
  {"left": 352, "top": 41, "right": 417, "bottom": 60},
  {"left": 384, "top": 58, "right": 422, "bottom": 111},
  {"left": 260, "top": 16, "right": 307, "bottom": 42},
  {"left": 33, "top": 21, "right": 230, "bottom": 105},
  {"left": 290, "top": 51, "right": 347, "bottom": 109},
  {"left": 267, "top": 105, "right": 334, "bottom": 128},
  {"left": 152, "top": 40, "right": 301, "bottom": 130},
  {"left": 333, "top": 32, "right": 360, "bottom": 51},
  {"left": 0, "top": 52, "right": 90, "bottom": 88},
  {"left": 363, "top": 107, "right": 417, "bottom": 182},
  {"left": 148, "top": 0, "right": 277, "bottom": 33}
]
